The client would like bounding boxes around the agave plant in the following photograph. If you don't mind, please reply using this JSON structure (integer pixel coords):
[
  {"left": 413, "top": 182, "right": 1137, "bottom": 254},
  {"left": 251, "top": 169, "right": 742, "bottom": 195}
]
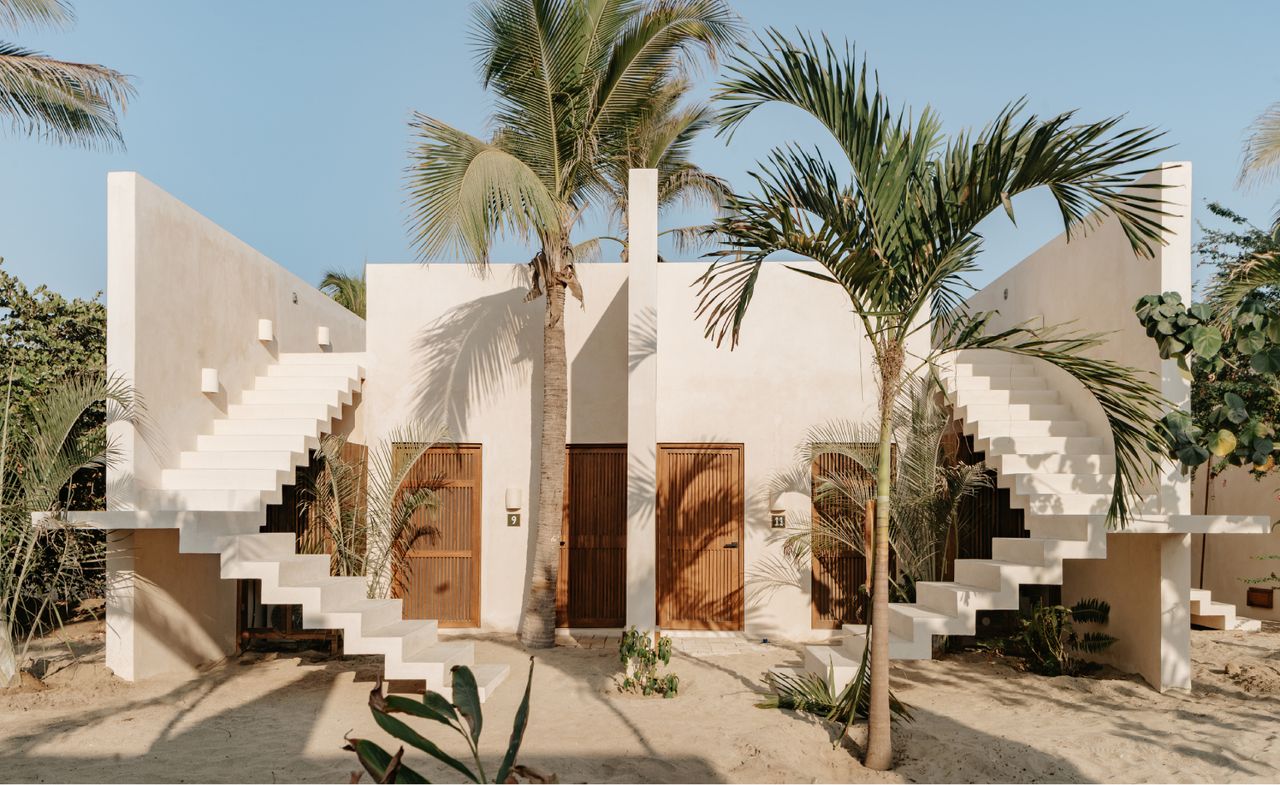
[{"left": 344, "top": 660, "right": 545, "bottom": 784}]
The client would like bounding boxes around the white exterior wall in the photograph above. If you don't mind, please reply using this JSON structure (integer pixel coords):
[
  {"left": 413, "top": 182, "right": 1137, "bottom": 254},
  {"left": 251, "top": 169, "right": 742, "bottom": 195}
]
[
  {"left": 363, "top": 257, "right": 912, "bottom": 641},
  {"left": 1192, "top": 466, "right": 1280, "bottom": 622}
]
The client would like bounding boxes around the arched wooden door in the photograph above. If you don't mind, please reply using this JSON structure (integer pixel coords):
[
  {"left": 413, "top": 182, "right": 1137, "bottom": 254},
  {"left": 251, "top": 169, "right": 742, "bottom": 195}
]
[
  {"left": 556, "top": 444, "right": 627, "bottom": 628},
  {"left": 656, "top": 443, "right": 744, "bottom": 630},
  {"left": 395, "top": 444, "right": 482, "bottom": 628}
]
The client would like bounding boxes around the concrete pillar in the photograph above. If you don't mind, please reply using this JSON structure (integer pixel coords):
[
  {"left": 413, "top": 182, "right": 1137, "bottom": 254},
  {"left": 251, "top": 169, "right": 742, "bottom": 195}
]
[
  {"left": 1062, "top": 532, "right": 1191, "bottom": 691},
  {"left": 1156, "top": 162, "right": 1193, "bottom": 515},
  {"left": 625, "top": 168, "right": 659, "bottom": 629},
  {"left": 105, "top": 528, "right": 238, "bottom": 681}
]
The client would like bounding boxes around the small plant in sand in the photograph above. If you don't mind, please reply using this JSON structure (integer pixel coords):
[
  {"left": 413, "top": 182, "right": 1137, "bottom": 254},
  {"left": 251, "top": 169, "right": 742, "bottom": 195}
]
[
  {"left": 617, "top": 627, "right": 678, "bottom": 698},
  {"left": 758, "top": 640, "right": 911, "bottom": 745},
  {"left": 1021, "top": 598, "right": 1116, "bottom": 677},
  {"left": 344, "top": 659, "right": 554, "bottom": 784}
]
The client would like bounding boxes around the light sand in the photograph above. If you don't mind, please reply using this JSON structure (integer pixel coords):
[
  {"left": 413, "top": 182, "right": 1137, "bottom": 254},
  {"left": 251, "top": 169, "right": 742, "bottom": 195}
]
[{"left": 2, "top": 621, "right": 1278, "bottom": 783}]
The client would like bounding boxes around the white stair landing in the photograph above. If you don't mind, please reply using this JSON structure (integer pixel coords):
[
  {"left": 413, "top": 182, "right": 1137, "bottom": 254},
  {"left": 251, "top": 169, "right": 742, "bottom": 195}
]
[{"left": 1190, "top": 588, "right": 1262, "bottom": 632}]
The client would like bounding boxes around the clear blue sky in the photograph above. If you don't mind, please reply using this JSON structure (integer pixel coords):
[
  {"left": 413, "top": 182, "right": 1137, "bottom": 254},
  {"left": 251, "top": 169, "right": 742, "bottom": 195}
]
[{"left": 1, "top": 0, "right": 1277, "bottom": 301}]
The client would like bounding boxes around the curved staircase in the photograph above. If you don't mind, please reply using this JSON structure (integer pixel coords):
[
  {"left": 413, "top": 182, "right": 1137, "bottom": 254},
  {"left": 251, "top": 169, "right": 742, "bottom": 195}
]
[
  {"left": 76, "top": 352, "right": 508, "bottom": 701},
  {"left": 800, "top": 349, "right": 1265, "bottom": 690}
]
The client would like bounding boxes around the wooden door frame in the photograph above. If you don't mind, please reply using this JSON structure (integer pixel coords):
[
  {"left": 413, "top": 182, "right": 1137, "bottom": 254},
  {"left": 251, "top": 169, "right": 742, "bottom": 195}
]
[
  {"left": 655, "top": 442, "right": 745, "bottom": 631},
  {"left": 558, "top": 443, "right": 627, "bottom": 629},
  {"left": 399, "top": 443, "right": 483, "bottom": 628}
]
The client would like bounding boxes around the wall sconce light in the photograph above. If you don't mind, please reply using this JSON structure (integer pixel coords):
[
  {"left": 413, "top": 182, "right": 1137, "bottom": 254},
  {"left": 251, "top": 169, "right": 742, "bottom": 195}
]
[
  {"left": 317, "top": 325, "right": 331, "bottom": 347},
  {"left": 769, "top": 493, "right": 787, "bottom": 528},
  {"left": 257, "top": 318, "right": 274, "bottom": 342},
  {"left": 200, "top": 368, "right": 219, "bottom": 394},
  {"left": 505, "top": 487, "right": 524, "bottom": 527}
]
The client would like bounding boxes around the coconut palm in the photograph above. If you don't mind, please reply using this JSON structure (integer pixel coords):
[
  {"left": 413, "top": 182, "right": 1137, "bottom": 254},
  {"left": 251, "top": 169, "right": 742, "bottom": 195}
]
[
  {"left": 1, "top": 370, "right": 142, "bottom": 687},
  {"left": 697, "top": 31, "right": 1171, "bottom": 769},
  {"left": 405, "top": 0, "right": 740, "bottom": 647},
  {"left": 1238, "top": 101, "right": 1280, "bottom": 239},
  {"left": 592, "top": 77, "right": 730, "bottom": 261},
  {"left": 0, "top": 0, "right": 133, "bottom": 148},
  {"left": 319, "top": 268, "right": 367, "bottom": 319}
]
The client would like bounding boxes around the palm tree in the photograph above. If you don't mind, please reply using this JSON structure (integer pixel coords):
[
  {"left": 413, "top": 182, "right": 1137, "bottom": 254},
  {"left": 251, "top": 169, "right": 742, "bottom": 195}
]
[
  {"left": 1, "top": 370, "right": 142, "bottom": 687},
  {"left": 697, "top": 31, "right": 1171, "bottom": 770},
  {"left": 405, "top": 0, "right": 740, "bottom": 648},
  {"left": 319, "top": 268, "right": 367, "bottom": 319},
  {"left": 0, "top": 0, "right": 133, "bottom": 148},
  {"left": 592, "top": 77, "right": 730, "bottom": 261}
]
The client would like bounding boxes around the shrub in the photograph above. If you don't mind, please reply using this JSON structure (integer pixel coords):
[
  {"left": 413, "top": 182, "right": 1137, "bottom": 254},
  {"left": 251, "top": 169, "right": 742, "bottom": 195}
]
[
  {"left": 617, "top": 627, "right": 678, "bottom": 697},
  {"left": 1021, "top": 598, "right": 1116, "bottom": 676}
]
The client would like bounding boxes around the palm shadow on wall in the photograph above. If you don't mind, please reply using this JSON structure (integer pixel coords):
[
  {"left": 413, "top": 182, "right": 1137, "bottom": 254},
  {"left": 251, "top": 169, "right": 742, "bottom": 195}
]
[{"left": 409, "top": 287, "right": 540, "bottom": 437}]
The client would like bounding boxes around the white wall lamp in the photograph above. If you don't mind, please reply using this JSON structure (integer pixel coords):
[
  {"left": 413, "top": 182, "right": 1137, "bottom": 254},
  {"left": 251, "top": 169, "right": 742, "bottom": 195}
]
[
  {"left": 769, "top": 493, "right": 788, "bottom": 529},
  {"left": 200, "top": 367, "right": 219, "bottom": 394},
  {"left": 317, "top": 325, "right": 331, "bottom": 347},
  {"left": 505, "top": 487, "right": 524, "bottom": 527},
  {"left": 257, "top": 318, "right": 274, "bottom": 342}
]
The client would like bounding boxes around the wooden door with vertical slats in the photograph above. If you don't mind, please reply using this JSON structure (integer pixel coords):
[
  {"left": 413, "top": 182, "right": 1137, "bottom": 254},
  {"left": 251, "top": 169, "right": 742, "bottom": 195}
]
[
  {"left": 397, "top": 445, "right": 482, "bottom": 628},
  {"left": 656, "top": 444, "right": 744, "bottom": 630},
  {"left": 557, "top": 444, "right": 627, "bottom": 628},
  {"left": 811, "top": 450, "right": 871, "bottom": 629}
]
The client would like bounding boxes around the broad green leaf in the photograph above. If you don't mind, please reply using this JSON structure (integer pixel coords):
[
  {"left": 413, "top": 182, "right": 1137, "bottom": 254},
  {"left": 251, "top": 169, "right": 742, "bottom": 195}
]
[
  {"left": 1251, "top": 346, "right": 1280, "bottom": 375},
  {"left": 1175, "top": 444, "right": 1210, "bottom": 466},
  {"left": 385, "top": 695, "right": 459, "bottom": 730},
  {"left": 1188, "top": 325, "right": 1222, "bottom": 359},
  {"left": 1187, "top": 302, "right": 1213, "bottom": 322},
  {"left": 1237, "top": 330, "right": 1267, "bottom": 355},
  {"left": 372, "top": 710, "right": 479, "bottom": 783},
  {"left": 1208, "top": 429, "right": 1238, "bottom": 458},
  {"left": 495, "top": 658, "right": 536, "bottom": 784},
  {"left": 449, "top": 666, "right": 484, "bottom": 747},
  {"left": 1223, "top": 393, "right": 1249, "bottom": 425}
]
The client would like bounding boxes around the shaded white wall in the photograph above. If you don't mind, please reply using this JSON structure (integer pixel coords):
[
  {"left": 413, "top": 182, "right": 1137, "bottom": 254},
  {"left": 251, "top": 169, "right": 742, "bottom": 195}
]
[{"left": 1192, "top": 466, "right": 1280, "bottom": 622}]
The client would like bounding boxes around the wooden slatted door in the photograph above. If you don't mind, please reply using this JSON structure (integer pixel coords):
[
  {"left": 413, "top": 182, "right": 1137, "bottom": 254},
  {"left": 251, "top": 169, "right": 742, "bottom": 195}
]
[
  {"left": 396, "top": 445, "right": 482, "bottom": 628},
  {"left": 656, "top": 444, "right": 744, "bottom": 630},
  {"left": 811, "top": 450, "right": 871, "bottom": 629},
  {"left": 556, "top": 445, "right": 627, "bottom": 628}
]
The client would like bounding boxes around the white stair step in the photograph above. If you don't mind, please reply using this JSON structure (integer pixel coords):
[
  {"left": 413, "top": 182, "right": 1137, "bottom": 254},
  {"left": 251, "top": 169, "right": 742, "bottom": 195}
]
[
  {"left": 180, "top": 449, "right": 304, "bottom": 470},
  {"left": 954, "top": 558, "right": 1062, "bottom": 590},
  {"left": 982, "top": 436, "right": 1106, "bottom": 455},
  {"left": 160, "top": 467, "right": 290, "bottom": 491},
  {"left": 955, "top": 363, "right": 1037, "bottom": 378},
  {"left": 1011, "top": 473, "right": 1115, "bottom": 496},
  {"left": 145, "top": 487, "right": 273, "bottom": 511},
  {"left": 990, "top": 453, "right": 1114, "bottom": 474},
  {"left": 241, "top": 388, "right": 346, "bottom": 407},
  {"left": 219, "top": 533, "right": 297, "bottom": 569},
  {"left": 213, "top": 417, "right": 326, "bottom": 435},
  {"left": 196, "top": 433, "right": 317, "bottom": 453},
  {"left": 278, "top": 352, "right": 366, "bottom": 366},
  {"left": 1015, "top": 493, "right": 1112, "bottom": 515},
  {"left": 953, "top": 388, "right": 1061, "bottom": 406},
  {"left": 386, "top": 641, "right": 474, "bottom": 684},
  {"left": 272, "top": 576, "right": 368, "bottom": 610},
  {"left": 916, "top": 581, "right": 1007, "bottom": 616},
  {"left": 976, "top": 419, "right": 1090, "bottom": 438},
  {"left": 839, "top": 624, "right": 933, "bottom": 660},
  {"left": 228, "top": 402, "right": 337, "bottom": 421},
  {"left": 365, "top": 620, "right": 440, "bottom": 653},
  {"left": 253, "top": 375, "right": 357, "bottom": 392},
  {"left": 949, "top": 375, "right": 1048, "bottom": 392},
  {"left": 308, "top": 598, "right": 406, "bottom": 633},
  {"left": 888, "top": 603, "right": 963, "bottom": 639},
  {"left": 468, "top": 664, "right": 511, "bottom": 703},
  {"left": 961, "top": 403, "right": 1073, "bottom": 422}
]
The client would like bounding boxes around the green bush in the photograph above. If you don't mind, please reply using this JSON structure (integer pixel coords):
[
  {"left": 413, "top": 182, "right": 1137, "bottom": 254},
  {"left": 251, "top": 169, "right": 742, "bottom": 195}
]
[
  {"left": 617, "top": 627, "right": 678, "bottom": 697},
  {"left": 1020, "top": 598, "right": 1116, "bottom": 676}
]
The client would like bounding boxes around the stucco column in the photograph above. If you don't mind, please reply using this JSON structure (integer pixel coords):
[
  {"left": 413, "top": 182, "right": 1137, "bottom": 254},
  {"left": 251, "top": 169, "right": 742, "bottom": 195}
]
[
  {"left": 626, "top": 168, "right": 659, "bottom": 629},
  {"left": 1156, "top": 162, "right": 1193, "bottom": 515}
]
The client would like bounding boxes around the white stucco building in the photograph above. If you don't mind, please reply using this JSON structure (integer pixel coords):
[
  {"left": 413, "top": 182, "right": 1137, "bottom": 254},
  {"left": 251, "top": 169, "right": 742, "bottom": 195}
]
[{"left": 74, "top": 165, "right": 1274, "bottom": 703}]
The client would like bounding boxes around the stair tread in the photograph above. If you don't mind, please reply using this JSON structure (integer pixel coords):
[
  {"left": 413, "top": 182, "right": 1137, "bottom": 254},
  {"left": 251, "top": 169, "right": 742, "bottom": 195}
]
[
  {"left": 891, "top": 603, "right": 955, "bottom": 620},
  {"left": 404, "top": 639, "right": 472, "bottom": 664},
  {"left": 366, "top": 620, "right": 437, "bottom": 639}
]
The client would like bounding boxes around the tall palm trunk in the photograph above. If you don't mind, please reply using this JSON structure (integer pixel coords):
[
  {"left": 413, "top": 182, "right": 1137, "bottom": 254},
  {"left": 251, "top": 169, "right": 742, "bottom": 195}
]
[
  {"left": 865, "top": 344, "right": 903, "bottom": 770},
  {"left": 521, "top": 249, "right": 569, "bottom": 648}
]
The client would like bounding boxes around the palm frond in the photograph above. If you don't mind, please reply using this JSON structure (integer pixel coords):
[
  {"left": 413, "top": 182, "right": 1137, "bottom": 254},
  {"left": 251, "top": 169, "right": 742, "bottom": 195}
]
[
  {"left": 319, "top": 267, "right": 367, "bottom": 319},
  {"left": 406, "top": 114, "right": 559, "bottom": 264},
  {"left": 0, "top": 41, "right": 133, "bottom": 149},
  {"left": 1239, "top": 101, "right": 1280, "bottom": 188},
  {"left": 0, "top": 0, "right": 71, "bottom": 31}
]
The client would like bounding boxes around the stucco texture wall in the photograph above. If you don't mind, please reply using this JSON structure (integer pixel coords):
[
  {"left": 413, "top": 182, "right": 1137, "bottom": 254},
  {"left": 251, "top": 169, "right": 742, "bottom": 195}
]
[{"left": 1191, "top": 466, "right": 1280, "bottom": 622}]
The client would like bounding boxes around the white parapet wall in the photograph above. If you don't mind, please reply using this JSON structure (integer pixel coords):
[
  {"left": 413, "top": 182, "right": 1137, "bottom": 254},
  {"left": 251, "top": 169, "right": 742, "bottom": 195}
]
[{"left": 104, "top": 172, "right": 366, "bottom": 680}]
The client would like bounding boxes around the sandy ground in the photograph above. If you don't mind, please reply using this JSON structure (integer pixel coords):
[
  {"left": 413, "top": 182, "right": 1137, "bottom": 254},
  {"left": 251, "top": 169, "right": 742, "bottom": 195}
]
[{"left": 2, "top": 621, "right": 1278, "bottom": 784}]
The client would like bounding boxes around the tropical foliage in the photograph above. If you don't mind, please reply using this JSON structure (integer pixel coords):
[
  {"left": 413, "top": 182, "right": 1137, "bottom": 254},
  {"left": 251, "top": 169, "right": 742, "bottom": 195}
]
[
  {"left": 617, "top": 626, "right": 678, "bottom": 697},
  {"left": 1239, "top": 100, "right": 1280, "bottom": 238},
  {"left": 759, "top": 644, "right": 911, "bottom": 735},
  {"left": 1, "top": 371, "right": 142, "bottom": 687},
  {"left": 1019, "top": 598, "right": 1116, "bottom": 677},
  {"left": 319, "top": 268, "right": 367, "bottom": 319},
  {"left": 0, "top": 0, "right": 133, "bottom": 148},
  {"left": 405, "top": 0, "right": 740, "bottom": 647},
  {"left": 344, "top": 660, "right": 548, "bottom": 784},
  {"left": 696, "top": 30, "right": 1171, "bottom": 769}
]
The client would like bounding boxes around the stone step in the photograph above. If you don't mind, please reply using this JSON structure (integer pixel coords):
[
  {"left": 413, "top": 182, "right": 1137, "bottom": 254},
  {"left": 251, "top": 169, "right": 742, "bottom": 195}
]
[{"left": 180, "top": 449, "right": 304, "bottom": 470}]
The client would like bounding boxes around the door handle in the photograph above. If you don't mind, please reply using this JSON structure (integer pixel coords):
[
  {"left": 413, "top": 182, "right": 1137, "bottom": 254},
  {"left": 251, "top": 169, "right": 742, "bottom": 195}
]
[{"left": 724, "top": 542, "right": 739, "bottom": 549}]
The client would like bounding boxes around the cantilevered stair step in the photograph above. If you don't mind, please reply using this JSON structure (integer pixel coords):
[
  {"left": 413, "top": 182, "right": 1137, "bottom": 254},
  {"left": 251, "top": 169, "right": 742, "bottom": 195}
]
[
  {"left": 915, "top": 581, "right": 1008, "bottom": 616},
  {"left": 240, "top": 388, "right": 347, "bottom": 407},
  {"left": 213, "top": 417, "right": 326, "bottom": 436},
  {"left": 954, "top": 558, "right": 1063, "bottom": 591},
  {"left": 252, "top": 375, "right": 358, "bottom": 392},
  {"left": 468, "top": 664, "right": 511, "bottom": 703},
  {"left": 951, "top": 388, "right": 1061, "bottom": 406},
  {"left": 227, "top": 402, "right": 338, "bottom": 421},
  {"left": 1009, "top": 473, "right": 1116, "bottom": 496},
  {"left": 1013, "top": 493, "right": 1112, "bottom": 516},
  {"left": 981, "top": 436, "right": 1105, "bottom": 456},
  {"left": 160, "top": 467, "right": 290, "bottom": 491},
  {"left": 145, "top": 487, "right": 275, "bottom": 511},
  {"left": 975, "top": 419, "right": 1090, "bottom": 438},
  {"left": 990, "top": 453, "right": 1114, "bottom": 475},
  {"left": 948, "top": 375, "right": 1048, "bottom": 392},
  {"left": 959, "top": 403, "right": 1074, "bottom": 422},
  {"left": 888, "top": 603, "right": 964, "bottom": 639},
  {"left": 196, "top": 433, "right": 318, "bottom": 453},
  {"left": 179, "top": 449, "right": 304, "bottom": 470}
]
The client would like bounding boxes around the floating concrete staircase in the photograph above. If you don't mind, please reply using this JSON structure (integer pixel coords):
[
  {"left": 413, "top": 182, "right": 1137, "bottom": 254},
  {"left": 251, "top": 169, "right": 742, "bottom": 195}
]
[
  {"left": 797, "top": 350, "right": 1267, "bottom": 691},
  {"left": 75, "top": 352, "right": 508, "bottom": 701},
  {"left": 1190, "top": 588, "right": 1262, "bottom": 632}
]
